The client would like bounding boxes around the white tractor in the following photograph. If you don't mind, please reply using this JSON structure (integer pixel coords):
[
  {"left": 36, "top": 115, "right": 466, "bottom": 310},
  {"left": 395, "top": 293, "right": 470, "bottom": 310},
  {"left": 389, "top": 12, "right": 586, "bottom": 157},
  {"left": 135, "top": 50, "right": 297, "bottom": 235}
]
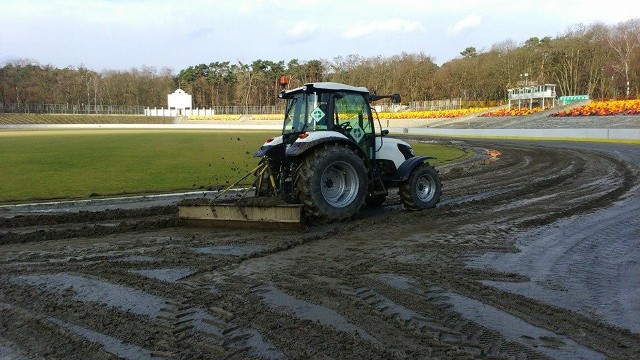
[{"left": 252, "top": 80, "right": 442, "bottom": 223}]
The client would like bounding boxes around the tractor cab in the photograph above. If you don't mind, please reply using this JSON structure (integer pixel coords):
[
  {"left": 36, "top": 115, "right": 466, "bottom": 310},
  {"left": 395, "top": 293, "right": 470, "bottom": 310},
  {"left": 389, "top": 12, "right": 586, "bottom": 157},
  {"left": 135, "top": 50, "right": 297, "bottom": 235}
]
[{"left": 279, "top": 82, "right": 379, "bottom": 156}]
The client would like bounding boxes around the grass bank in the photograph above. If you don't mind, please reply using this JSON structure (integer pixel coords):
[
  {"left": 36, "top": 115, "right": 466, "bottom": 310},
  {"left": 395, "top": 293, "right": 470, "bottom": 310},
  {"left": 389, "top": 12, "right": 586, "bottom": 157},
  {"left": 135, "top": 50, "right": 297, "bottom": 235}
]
[{"left": 0, "top": 130, "right": 468, "bottom": 203}]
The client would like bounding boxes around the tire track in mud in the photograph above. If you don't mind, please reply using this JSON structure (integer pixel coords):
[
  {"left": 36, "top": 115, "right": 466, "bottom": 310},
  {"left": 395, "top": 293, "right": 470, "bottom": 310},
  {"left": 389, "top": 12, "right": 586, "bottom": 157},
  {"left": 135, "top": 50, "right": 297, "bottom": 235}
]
[
  {"left": 0, "top": 206, "right": 179, "bottom": 245},
  {"left": 0, "top": 226, "right": 351, "bottom": 358},
  {"left": 448, "top": 278, "right": 639, "bottom": 358},
  {"left": 0, "top": 140, "right": 638, "bottom": 358}
]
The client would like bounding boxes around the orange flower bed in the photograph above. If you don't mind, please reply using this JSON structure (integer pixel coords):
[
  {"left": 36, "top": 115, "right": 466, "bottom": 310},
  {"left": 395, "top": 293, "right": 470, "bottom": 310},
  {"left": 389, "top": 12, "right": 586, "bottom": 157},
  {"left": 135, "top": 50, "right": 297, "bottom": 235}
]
[
  {"left": 480, "top": 107, "right": 544, "bottom": 117},
  {"left": 378, "top": 108, "right": 488, "bottom": 119},
  {"left": 550, "top": 99, "right": 640, "bottom": 117}
]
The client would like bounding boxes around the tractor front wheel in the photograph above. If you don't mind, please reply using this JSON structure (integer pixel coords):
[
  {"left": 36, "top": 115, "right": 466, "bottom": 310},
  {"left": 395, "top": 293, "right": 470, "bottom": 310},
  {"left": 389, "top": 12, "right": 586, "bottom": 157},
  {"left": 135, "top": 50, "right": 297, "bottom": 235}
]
[
  {"left": 297, "top": 144, "right": 367, "bottom": 223},
  {"left": 399, "top": 163, "right": 441, "bottom": 211}
]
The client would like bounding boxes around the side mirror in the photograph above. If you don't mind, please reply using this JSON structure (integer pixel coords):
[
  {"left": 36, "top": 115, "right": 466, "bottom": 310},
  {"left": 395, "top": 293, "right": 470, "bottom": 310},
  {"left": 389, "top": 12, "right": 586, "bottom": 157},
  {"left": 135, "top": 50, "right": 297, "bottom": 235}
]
[{"left": 381, "top": 129, "right": 389, "bottom": 136}]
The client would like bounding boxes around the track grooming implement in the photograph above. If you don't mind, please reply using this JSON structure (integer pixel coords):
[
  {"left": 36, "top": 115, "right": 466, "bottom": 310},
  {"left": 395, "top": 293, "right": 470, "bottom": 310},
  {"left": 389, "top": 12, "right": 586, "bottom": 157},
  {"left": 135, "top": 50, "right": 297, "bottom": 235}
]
[{"left": 178, "top": 162, "right": 303, "bottom": 226}]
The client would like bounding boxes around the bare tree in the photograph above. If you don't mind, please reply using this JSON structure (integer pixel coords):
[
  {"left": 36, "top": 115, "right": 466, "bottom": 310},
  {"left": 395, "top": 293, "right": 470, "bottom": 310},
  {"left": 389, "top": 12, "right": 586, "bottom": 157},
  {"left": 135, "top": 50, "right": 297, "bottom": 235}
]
[{"left": 607, "top": 19, "right": 640, "bottom": 97}]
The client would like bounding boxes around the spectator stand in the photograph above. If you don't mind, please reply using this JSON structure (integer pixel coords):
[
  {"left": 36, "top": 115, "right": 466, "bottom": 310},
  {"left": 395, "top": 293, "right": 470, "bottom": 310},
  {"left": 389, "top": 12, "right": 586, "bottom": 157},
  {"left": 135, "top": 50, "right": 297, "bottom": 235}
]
[{"left": 507, "top": 84, "right": 557, "bottom": 111}]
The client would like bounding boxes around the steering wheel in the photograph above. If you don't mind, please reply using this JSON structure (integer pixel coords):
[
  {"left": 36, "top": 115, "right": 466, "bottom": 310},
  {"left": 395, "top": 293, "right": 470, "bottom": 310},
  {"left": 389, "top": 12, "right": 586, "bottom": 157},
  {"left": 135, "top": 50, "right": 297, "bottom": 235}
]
[{"left": 337, "top": 122, "right": 352, "bottom": 131}]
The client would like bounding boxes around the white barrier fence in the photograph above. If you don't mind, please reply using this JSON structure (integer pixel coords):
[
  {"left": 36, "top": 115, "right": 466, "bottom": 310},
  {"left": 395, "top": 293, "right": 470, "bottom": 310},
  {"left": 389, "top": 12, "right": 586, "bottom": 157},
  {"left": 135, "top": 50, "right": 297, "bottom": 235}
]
[
  {"left": 144, "top": 106, "right": 285, "bottom": 116},
  {"left": 386, "top": 127, "right": 640, "bottom": 140},
  {"left": 144, "top": 108, "right": 215, "bottom": 116},
  {"left": 2, "top": 124, "right": 638, "bottom": 140}
]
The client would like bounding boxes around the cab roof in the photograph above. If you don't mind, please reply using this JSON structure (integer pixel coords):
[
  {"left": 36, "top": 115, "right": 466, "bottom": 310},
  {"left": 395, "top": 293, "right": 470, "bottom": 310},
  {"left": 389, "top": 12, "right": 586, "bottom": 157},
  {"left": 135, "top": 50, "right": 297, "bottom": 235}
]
[{"left": 282, "top": 82, "right": 370, "bottom": 96}]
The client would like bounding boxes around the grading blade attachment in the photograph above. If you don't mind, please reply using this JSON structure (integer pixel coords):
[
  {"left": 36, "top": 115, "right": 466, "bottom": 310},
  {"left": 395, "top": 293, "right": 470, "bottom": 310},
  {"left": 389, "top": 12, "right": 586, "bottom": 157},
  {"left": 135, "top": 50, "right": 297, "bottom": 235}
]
[{"left": 178, "top": 201, "right": 303, "bottom": 227}]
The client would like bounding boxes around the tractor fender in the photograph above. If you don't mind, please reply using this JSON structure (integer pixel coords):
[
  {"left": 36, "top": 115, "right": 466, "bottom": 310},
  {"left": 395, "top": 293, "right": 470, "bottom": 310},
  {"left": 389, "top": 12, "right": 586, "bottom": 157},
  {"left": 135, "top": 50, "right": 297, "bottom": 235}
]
[
  {"left": 393, "top": 156, "right": 435, "bottom": 182},
  {"left": 286, "top": 131, "right": 366, "bottom": 159},
  {"left": 254, "top": 135, "right": 284, "bottom": 157}
]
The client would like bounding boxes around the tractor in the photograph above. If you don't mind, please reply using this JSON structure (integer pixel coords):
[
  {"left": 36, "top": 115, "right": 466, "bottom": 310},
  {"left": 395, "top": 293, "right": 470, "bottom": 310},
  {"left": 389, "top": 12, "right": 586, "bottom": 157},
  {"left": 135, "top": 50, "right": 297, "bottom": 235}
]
[{"left": 250, "top": 79, "right": 442, "bottom": 223}]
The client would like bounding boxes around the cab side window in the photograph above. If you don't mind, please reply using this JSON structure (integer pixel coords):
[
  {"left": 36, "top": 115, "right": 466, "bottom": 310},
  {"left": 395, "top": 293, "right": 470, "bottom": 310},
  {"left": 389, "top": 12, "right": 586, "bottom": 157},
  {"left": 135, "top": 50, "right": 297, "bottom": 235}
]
[{"left": 334, "top": 92, "right": 373, "bottom": 139}]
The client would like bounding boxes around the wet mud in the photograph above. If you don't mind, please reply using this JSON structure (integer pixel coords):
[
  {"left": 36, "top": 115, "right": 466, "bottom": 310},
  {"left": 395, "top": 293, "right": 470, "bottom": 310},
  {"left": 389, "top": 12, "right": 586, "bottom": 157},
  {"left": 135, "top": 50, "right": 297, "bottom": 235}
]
[{"left": 1, "top": 139, "right": 639, "bottom": 359}]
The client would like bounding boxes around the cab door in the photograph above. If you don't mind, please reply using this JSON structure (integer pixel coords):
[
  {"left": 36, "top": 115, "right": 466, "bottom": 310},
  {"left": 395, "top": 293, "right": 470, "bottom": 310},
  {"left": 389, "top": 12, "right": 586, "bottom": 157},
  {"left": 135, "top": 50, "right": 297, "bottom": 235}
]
[{"left": 333, "top": 92, "right": 375, "bottom": 159}]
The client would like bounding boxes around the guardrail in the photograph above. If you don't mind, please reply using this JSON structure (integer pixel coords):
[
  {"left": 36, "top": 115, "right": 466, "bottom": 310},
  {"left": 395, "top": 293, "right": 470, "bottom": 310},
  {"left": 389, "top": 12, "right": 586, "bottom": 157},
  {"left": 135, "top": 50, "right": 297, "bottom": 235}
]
[
  {"left": 388, "top": 127, "right": 639, "bottom": 140},
  {"left": 2, "top": 123, "right": 637, "bottom": 140},
  {"left": 0, "top": 103, "right": 145, "bottom": 114}
]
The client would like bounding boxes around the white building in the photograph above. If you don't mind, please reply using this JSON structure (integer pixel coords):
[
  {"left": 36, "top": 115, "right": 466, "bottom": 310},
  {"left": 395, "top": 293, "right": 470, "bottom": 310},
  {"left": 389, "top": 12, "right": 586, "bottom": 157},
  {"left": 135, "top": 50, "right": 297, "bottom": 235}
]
[
  {"left": 145, "top": 89, "right": 215, "bottom": 117},
  {"left": 167, "top": 89, "right": 192, "bottom": 113}
]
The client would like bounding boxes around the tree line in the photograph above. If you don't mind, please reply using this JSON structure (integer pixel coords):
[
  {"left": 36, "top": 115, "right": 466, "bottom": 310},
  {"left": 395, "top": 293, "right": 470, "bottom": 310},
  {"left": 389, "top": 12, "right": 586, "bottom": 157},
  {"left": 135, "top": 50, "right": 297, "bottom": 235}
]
[{"left": 1, "top": 19, "right": 638, "bottom": 109}]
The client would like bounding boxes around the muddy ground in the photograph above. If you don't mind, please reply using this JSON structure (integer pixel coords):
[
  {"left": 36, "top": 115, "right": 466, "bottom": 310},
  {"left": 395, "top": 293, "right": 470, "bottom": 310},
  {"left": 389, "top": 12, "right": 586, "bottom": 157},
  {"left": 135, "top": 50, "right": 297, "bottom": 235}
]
[{"left": 1, "top": 138, "right": 639, "bottom": 359}]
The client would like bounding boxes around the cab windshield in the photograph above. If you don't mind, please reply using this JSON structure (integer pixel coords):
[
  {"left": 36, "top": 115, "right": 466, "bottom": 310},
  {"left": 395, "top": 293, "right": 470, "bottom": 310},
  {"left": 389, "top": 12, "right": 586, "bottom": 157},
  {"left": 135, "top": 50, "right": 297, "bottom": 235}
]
[{"left": 283, "top": 92, "right": 331, "bottom": 134}]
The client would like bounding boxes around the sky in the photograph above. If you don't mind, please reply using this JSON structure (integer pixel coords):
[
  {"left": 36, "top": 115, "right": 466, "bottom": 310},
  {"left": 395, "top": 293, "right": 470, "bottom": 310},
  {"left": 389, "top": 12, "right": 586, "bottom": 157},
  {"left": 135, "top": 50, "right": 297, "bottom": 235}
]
[{"left": 1, "top": 0, "right": 639, "bottom": 73}]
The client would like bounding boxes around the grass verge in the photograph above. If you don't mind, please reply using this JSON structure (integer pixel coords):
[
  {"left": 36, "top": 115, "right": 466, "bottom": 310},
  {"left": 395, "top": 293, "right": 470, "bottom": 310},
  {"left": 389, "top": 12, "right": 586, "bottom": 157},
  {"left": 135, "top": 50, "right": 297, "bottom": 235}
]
[{"left": 0, "top": 130, "right": 468, "bottom": 203}]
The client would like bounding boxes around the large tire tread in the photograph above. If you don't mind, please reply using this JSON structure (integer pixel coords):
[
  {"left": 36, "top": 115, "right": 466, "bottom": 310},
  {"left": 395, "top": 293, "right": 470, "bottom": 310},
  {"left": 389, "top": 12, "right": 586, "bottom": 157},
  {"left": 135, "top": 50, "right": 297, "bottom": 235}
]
[
  {"left": 297, "top": 144, "right": 367, "bottom": 223},
  {"left": 399, "top": 163, "right": 442, "bottom": 211}
]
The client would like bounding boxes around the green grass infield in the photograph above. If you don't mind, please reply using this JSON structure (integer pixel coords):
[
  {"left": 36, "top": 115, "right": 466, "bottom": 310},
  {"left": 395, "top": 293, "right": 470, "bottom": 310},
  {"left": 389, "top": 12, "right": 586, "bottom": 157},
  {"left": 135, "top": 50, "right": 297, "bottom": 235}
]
[{"left": 0, "top": 130, "right": 469, "bottom": 203}]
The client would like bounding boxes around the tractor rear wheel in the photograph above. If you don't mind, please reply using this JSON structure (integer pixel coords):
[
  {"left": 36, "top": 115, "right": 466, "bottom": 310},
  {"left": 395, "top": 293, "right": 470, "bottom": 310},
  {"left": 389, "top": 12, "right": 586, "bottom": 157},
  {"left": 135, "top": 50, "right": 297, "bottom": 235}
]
[
  {"left": 399, "top": 163, "right": 441, "bottom": 210},
  {"left": 297, "top": 144, "right": 367, "bottom": 223}
]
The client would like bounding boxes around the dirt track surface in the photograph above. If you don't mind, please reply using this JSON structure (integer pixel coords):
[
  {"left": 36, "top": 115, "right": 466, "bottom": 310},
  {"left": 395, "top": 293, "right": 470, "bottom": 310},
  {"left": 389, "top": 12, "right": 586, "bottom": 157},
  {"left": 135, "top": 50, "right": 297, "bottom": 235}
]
[{"left": 1, "top": 139, "right": 639, "bottom": 359}]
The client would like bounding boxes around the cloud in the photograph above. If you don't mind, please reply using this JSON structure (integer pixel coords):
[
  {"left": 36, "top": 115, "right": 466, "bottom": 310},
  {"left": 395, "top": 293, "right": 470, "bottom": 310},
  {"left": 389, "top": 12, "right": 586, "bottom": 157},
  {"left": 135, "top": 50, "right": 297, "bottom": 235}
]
[
  {"left": 449, "top": 15, "right": 482, "bottom": 34},
  {"left": 287, "top": 21, "right": 318, "bottom": 40},
  {"left": 187, "top": 26, "right": 214, "bottom": 38},
  {"left": 342, "top": 18, "right": 423, "bottom": 39}
]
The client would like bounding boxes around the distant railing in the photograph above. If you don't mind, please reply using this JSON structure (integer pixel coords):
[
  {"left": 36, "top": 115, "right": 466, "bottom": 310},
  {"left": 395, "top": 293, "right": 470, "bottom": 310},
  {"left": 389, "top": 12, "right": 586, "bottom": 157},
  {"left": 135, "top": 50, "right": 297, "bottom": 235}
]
[
  {"left": 0, "top": 103, "right": 145, "bottom": 114},
  {"left": 0, "top": 103, "right": 288, "bottom": 115},
  {"left": 210, "top": 105, "right": 284, "bottom": 115},
  {"left": 409, "top": 98, "right": 462, "bottom": 111},
  {"left": 144, "top": 105, "right": 285, "bottom": 116},
  {"left": 145, "top": 108, "right": 215, "bottom": 116},
  {"left": 409, "top": 99, "right": 504, "bottom": 110},
  {"left": 3, "top": 101, "right": 511, "bottom": 116}
]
